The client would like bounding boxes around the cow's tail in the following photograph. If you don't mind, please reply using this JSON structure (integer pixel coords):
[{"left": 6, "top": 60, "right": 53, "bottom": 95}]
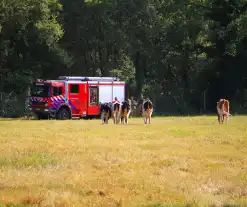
[{"left": 109, "top": 108, "right": 112, "bottom": 118}]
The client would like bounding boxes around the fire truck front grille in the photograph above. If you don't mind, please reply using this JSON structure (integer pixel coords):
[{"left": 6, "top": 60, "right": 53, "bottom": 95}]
[
  {"left": 31, "top": 102, "right": 46, "bottom": 105},
  {"left": 30, "top": 101, "right": 47, "bottom": 108}
]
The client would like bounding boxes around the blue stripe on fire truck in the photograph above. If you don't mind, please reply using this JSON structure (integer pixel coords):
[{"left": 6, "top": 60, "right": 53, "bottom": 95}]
[
  {"left": 68, "top": 100, "right": 77, "bottom": 110},
  {"left": 51, "top": 95, "right": 65, "bottom": 109},
  {"left": 50, "top": 95, "right": 77, "bottom": 110},
  {"left": 30, "top": 97, "right": 46, "bottom": 102}
]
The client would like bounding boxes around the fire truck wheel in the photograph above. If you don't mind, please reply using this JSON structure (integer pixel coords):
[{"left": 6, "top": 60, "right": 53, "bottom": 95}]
[{"left": 56, "top": 107, "right": 71, "bottom": 120}]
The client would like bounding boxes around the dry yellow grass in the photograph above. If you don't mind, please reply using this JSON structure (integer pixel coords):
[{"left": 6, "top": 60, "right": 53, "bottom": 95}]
[{"left": 0, "top": 116, "right": 247, "bottom": 207}]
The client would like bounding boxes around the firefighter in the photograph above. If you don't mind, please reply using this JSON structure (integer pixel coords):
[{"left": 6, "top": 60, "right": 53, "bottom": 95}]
[{"left": 113, "top": 97, "right": 120, "bottom": 104}]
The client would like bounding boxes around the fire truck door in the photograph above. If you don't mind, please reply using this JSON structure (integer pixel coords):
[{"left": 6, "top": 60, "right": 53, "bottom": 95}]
[
  {"left": 68, "top": 83, "right": 81, "bottom": 114},
  {"left": 87, "top": 85, "right": 100, "bottom": 115},
  {"left": 79, "top": 84, "right": 87, "bottom": 116}
]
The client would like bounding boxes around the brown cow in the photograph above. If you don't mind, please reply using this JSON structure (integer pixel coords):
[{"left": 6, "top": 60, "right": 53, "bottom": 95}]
[
  {"left": 216, "top": 99, "right": 230, "bottom": 124},
  {"left": 112, "top": 102, "right": 121, "bottom": 124},
  {"left": 120, "top": 101, "right": 131, "bottom": 124},
  {"left": 142, "top": 99, "right": 153, "bottom": 124}
]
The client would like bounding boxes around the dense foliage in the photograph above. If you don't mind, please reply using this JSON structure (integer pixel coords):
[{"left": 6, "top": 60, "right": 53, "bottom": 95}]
[{"left": 0, "top": 0, "right": 247, "bottom": 116}]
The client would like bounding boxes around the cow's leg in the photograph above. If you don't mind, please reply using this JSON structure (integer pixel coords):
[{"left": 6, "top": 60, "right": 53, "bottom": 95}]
[
  {"left": 220, "top": 115, "right": 223, "bottom": 124},
  {"left": 124, "top": 111, "right": 128, "bottom": 124},
  {"left": 143, "top": 111, "right": 146, "bottom": 124},
  {"left": 113, "top": 113, "right": 115, "bottom": 124},
  {"left": 106, "top": 116, "right": 108, "bottom": 124},
  {"left": 226, "top": 114, "right": 230, "bottom": 122},
  {"left": 116, "top": 112, "right": 120, "bottom": 124},
  {"left": 148, "top": 115, "right": 151, "bottom": 124},
  {"left": 115, "top": 112, "right": 117, "bottom": 124},
  {"left": 118, "top": 113, "right": 121, "bottom": 124},
  {"left": 223, "top": 114, "right": 227, "bottom": 123},
  {"left": 116, "top": 113, "right": 119, "bottom": 124},
  {"left": 221, "top": 112, "right": 226, "bottom": 123},
  {"left": 217, "top": 113, "right": 221, "bottom": 124},
  {"left": 217, "top": 108, "right": 222, "bottom": 124},
  {"left": 224, "top": 111, "right": 230, "bottom": 123},
  {"left": 147, "top": 111, "right": 150, "bottom": 124},
  {"left": 120, "top": 113, "right": 124, "bottom": 124},
  {"left": 218, "top": 111, "right": 223, "bottom": 124},
  {"left": 119, "top": 112, "right": 121, "bottom": 124},
  {"left": 121, "top": 112, "right": 124, "bottom": 124},
  {"left": 225, "top": 115, "right": 228, "bottom": 123},
  {"left": 126, "top": 112, "right": 129, "bottom": 124}
]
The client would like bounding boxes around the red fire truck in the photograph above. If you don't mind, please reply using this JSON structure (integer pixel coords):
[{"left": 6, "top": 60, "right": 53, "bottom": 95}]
[{"left": 29, "top": 76, "right": 125, "bottom": 120}]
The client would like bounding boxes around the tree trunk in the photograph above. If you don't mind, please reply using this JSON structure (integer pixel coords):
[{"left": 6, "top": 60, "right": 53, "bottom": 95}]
[{"left": 134, "top": 52, "right": 145, "bottom": 99}]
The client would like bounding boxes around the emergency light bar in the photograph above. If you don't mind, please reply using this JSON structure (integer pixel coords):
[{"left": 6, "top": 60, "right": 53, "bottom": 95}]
[
  {"left": 58, "top": 76, "right": 120, "bottom": 82},
  {"left": 35, "top": 79, "right": 54, "bottom": 83}
]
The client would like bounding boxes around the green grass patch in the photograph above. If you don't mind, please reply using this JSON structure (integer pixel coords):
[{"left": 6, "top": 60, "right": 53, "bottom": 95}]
[
  {"left": 0, "top": 152, "right": 59, "bottom": 169},
  {"left": 0, "top": 116, "right": 246, "bottom": 206}
]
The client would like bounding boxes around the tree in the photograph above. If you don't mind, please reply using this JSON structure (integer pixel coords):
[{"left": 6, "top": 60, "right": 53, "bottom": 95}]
[{"left": 0, "top": 0, "right": 64, "bottom": 116}]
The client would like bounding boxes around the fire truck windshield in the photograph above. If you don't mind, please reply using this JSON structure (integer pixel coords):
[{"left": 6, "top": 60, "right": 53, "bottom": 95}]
[{"left": 31, "top": 83, "right": 51, "bottom": 97}]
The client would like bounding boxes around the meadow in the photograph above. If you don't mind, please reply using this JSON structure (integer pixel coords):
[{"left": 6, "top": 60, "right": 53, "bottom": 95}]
[{"left": 0, "top": 116, "right": 247, "bottom": 207}]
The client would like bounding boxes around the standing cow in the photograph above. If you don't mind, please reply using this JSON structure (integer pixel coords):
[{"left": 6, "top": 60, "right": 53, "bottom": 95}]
[
  {"left": 121, "top": 101, "right": 131, "bottom": 124},
  {"left": 216, "top": 98, "right": 231, "bottom": 124},
  {"left": 142, "top": 98, "right": 153, "bottom": 124},
  {"left": 100, "top": 102, "right": 112, "bottom": 124},
  {"left": 112, "top": 97, "right": 121, "bottom": 124}
]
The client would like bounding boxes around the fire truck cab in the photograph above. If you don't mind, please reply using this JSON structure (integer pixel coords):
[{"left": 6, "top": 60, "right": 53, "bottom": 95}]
[{"left": 29, "top": 76, "right": 125, "bottom": 120}]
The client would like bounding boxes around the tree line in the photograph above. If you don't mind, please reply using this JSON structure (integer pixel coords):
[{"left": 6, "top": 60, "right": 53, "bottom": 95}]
[{"left": 0, "top": 0, "right": 247, "bottom": 117}]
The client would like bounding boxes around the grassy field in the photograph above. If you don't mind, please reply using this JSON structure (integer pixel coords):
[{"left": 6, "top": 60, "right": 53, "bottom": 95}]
[{"left": 0, "top": 116, "right": 247, "bottom": 207}]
